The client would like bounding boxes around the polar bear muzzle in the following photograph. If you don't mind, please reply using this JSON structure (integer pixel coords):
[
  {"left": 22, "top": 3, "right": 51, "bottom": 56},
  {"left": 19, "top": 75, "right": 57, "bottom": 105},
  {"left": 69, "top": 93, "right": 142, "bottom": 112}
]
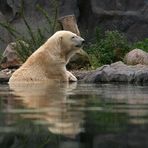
[{"left": 71, "top": 36, "right": 85, "bottom": 48}]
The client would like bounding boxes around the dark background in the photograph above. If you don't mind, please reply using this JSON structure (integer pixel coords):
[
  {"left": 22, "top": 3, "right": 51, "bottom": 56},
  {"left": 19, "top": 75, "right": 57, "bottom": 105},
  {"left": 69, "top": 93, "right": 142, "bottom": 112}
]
[{"left": 0, "top": 0, "right": 148, "bottom": 50}]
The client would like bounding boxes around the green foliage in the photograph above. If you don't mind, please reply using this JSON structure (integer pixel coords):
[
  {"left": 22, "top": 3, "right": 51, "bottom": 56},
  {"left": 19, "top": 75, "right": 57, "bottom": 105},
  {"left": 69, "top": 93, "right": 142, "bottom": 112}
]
[
  {"left": 0, "top": 0, "right": 58, "bottom": 62},
  {"left": 132, "top": 38, "right": 148, "bottom": 52},
  {"left": 85, "top": 29, "right": 131, "bottom": 68}
]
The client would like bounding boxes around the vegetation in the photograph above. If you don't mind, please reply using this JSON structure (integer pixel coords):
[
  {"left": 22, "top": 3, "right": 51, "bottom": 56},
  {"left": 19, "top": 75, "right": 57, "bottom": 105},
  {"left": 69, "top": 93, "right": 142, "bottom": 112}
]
[
  {"left": 0, "top": 0, "right": 147, "bottom": 69},
  {"left": 85, "top": 28, "right": 148, "bottom": 69},
  {"left": 85, "top": 29, "right": 131, "bottom": 68},
  {"left": 132, "top": 38, "right": 148, "bottom": 52},
  {"left": 0, "top": 0, "right": 58, "bottom": 62}
]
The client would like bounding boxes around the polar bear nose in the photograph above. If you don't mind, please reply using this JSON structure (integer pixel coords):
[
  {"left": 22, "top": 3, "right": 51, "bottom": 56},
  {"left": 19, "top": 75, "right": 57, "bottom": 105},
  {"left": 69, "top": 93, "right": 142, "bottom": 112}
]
[
  {"left": 74, "top": 37, "right": 85, "bottom": 47},
  {"left": 82, "top": 39, "right": 85, "bottom": 44}
]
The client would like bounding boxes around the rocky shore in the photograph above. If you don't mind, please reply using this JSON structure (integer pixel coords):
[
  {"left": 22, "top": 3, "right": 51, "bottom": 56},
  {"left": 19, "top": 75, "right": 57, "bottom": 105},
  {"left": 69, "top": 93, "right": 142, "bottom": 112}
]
[
  {"left": 72, "top": 61, "right": 148, "bottom": 84},
  {"left": 1, "top": 61, "right": 148, "bottom": 85}
]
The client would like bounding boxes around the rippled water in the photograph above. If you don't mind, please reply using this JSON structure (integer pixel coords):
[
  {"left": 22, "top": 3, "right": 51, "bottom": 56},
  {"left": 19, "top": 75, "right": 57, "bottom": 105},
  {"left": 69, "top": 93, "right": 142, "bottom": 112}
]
[{"left": 0, "top": 83, "right": 148, "bottom": 148}]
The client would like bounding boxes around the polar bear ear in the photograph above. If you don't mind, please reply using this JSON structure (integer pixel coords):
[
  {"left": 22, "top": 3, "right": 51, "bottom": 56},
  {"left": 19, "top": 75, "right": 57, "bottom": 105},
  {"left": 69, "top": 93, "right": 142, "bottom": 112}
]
[
  {"left": 59, "top": 36, "right": 62, "bottom": 40},
  {"left": 58, "top": 36, "right": 63, "bottom": 45}
]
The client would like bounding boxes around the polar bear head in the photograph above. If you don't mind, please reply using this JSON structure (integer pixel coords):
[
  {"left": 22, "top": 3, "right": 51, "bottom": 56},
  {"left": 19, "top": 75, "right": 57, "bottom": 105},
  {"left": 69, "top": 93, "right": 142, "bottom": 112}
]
[{"left": 49, "top": 31, "right": 85, "bottom": 62}]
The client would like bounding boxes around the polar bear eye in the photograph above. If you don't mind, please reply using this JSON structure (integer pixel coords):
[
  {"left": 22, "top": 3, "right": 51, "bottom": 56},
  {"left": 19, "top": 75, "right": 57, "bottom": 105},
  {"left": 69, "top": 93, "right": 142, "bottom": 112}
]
[{"left": 71, "top": 36, "right": 75, "bottom": 39}]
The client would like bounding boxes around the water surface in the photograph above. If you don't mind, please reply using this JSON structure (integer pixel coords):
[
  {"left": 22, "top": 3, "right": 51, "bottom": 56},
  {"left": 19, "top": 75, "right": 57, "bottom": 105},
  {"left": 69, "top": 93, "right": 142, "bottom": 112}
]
[{"left": 0, "top": 83, "right": 148, "bottom": 148}]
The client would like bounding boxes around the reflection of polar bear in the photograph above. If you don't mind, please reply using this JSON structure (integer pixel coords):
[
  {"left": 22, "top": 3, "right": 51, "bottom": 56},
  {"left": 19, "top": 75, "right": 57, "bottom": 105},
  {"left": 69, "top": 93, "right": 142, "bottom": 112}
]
[
  {"left": 9, "top": 31, "right": 85, "bottom": 83},
  {"left": 10, "top": 82, "right": 85, "bottom": 137}
]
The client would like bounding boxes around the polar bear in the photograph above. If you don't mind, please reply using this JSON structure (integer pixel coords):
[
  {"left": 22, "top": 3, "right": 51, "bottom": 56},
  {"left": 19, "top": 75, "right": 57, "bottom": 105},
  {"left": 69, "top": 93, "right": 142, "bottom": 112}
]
[{"left": 9, "top": 31, "right": 85, "bottom": 83}]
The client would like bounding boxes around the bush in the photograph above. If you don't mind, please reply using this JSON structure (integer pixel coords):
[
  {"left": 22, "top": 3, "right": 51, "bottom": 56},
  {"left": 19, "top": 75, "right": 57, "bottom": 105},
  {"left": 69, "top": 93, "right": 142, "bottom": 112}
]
[
  {"left": 85, "top": 29, "right": 131, "bottom": 68},
  {"left": 132, "top": 38, "right": 148, "bottom": 52}
]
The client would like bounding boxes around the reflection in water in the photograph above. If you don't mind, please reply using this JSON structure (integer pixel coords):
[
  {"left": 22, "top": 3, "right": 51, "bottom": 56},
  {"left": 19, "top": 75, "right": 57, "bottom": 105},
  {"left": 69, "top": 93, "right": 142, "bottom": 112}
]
[
  {"left": 9, "top": 82, "right": 85, "bottom": 138},
  {"left": 0, "top": 83, "right": 148, "bottom": 147},
  {"left": 75, "top": 84, "right": 148, "bottom": 124},
  {"left": 101, "top": 85, "right": 148, "bottom": 124}
]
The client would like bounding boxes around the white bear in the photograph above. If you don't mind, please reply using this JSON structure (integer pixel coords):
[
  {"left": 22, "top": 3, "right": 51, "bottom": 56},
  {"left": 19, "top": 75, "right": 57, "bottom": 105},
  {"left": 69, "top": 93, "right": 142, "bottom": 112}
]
[{"left": 9, "top": 31, "right": 85, "bottom": 83}]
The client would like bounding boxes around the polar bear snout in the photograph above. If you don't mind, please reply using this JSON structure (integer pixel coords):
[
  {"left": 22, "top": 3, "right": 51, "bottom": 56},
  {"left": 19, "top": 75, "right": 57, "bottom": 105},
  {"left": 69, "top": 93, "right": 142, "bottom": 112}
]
[
  {"left": 81, "top": 39, "right": 85, "bottom": 44},
  {"left": 76, "top": 39, "right": 85, "bottom": 47},
  {"left": 73, "top": 36, "right": 85, "bottom": 48}
]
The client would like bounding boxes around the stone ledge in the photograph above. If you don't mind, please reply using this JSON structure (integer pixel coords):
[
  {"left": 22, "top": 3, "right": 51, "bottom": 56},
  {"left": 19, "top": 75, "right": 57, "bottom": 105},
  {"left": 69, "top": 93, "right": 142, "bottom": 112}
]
[
  {"left": 73, "top": 61, "right": 148, "bottom": 84},
  {"left": 1, "top": 61, "right": 148, "bottom": 84},
  {"left": 0, "top": 69, "right": 13, "bottom": 83}
]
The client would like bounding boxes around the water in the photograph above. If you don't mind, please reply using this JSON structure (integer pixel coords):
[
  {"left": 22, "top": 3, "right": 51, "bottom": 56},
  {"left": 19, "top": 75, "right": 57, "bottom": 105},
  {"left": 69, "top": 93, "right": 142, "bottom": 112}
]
[{"left": 0, "top": 82, "right": 148, "bottom": 148}]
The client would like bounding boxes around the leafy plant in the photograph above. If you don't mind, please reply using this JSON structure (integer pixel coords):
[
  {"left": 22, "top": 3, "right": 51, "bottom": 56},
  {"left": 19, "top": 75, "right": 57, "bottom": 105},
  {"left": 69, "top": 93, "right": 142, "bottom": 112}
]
[
  {"left": 132, "top": 38, "right": 148, "bottom": 52},
  {"left": 85, "top": 29, "right": 131, "bottom": 68}
]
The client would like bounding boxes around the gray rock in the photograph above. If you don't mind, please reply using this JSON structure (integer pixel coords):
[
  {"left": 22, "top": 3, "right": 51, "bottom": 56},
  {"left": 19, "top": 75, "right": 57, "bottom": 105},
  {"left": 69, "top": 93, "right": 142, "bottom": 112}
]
[
  {"left": 81, "top": 65, "right": 109, "bottom": 83},
  {"left": 1, "top": 41, "right": 28, "bottom": 69},
  {"left": 135, "top": 69, "right": 148, "bottom": 84},
  {"left": 87, "top": 0, "right": 148, "bottom": 42},
  {"left": 0, "top": 12, "right": 11, "bottom": 51},
  {"left": 81, "top": 61, "right": 148, "bottom": 84},
  {"left": 0, "top": 69, "right": 13, "bottom": 83}
]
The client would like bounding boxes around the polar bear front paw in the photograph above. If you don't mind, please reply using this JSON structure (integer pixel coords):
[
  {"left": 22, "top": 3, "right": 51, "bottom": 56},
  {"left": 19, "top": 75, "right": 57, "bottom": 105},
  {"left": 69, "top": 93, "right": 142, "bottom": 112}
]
[
  {"left": 69, "top": 74, "right": 77, "bottom": 82},
  {"left": 67, "top": 71, "right": 77, "bottom": 82}
]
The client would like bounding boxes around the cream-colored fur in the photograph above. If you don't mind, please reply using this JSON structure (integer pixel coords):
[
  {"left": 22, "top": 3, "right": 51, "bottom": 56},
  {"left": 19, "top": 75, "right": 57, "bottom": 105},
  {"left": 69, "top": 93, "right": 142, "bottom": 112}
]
[
  {"left": 9, "top": 31, "right": 84, "bottom": 83},
  {"left": 9, "top": 82, "right": 84, "bottom": 137}
]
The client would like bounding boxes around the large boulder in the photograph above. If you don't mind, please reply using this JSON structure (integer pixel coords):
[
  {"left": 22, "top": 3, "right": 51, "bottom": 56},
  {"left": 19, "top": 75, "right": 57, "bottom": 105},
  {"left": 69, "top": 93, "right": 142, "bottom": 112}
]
[
  {"left": 78, "top": 0, "right": 148, "bottom": 42},
  {"left": 124, "top": 49, "right": 148, "bottom": 65},
  {"left": 0, "top": 41, "right": 28, "bottom": 69},
  {"left": 73, "top": 61, "right": 148, "bottom": 84},
  {"left": 1, "top": 42, "right": 20, "bottom": 69}
]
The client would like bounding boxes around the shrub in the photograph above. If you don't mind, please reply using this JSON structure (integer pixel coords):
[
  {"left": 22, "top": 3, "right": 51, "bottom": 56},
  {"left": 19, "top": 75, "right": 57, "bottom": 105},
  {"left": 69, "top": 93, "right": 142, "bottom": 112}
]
[
  {"left": 132, "top": 38, "right": 148, "bottom": 52},
  {"left": 85, "top": 29, "right": 131, "bottom": 68}
]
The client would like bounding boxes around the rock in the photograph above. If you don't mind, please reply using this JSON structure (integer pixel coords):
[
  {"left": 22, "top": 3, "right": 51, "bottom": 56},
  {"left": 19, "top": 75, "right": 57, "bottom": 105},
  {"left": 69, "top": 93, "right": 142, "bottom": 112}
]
[
  {"left": 135, "top": 69, "right": 148, "bottom": 84},
  {"left": 124, "top": 49, "right": 148, "bottom": 65},
  {"left": 78, "top": 0, "right": 148, "bottom": 42},
  {"left": 81, "top": 61, "right": 148, "bottom": 84},
  {"left": 1, "top": 41, "right": 28, "bottom": 69},
  {"left": 58, "top": 0, "right": 79, "bottom": 18},
  {"left": 1, "top": 42, "right": 20, "bottom": 69},
  {"left": 67, "top": 49, "right": 91, "bottom": 70},
  {"left": 0, "top": 69, "right": 14, "bottom": 83},
  {"left": 58, "top": 15, "right": 80, "bottom": 36},
  {"left": 82, "top": 65, "right": 109, "bottom": 83},
  {"left": 0, "top": 12, "right": 11, "bottom": 51},
  {"left": 72, "top": 70, "right": 91, "bottom": 80}
]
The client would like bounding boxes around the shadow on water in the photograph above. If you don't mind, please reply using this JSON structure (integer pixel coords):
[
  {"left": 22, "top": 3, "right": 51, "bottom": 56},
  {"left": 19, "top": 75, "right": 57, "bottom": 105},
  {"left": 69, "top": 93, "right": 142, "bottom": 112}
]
[{"left": 0, "top": 83, "right": 148, "bottom": 147}]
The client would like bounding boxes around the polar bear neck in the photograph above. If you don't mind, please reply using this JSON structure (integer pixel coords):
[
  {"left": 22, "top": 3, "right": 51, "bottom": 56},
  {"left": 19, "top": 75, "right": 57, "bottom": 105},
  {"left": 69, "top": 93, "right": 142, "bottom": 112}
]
[
  {"left": 42, "top": 38, "right": 67, "bottom": 64},
  {"left": 61, "top": 50, "right": 76, "bottom": 64},
  {"left": 44, "top": 37, "right": 75, "bottom": 65}
]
